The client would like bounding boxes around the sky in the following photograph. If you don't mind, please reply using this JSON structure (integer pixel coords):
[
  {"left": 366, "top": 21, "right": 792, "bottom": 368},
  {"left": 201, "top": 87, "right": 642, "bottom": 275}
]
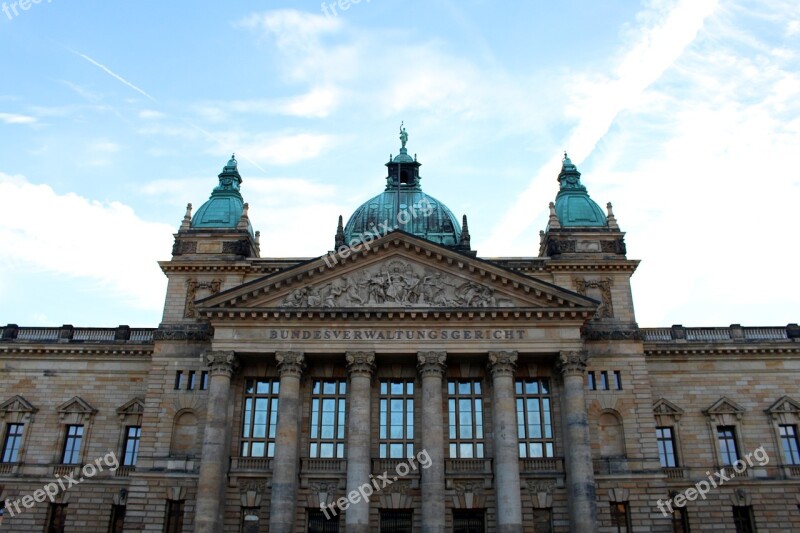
[{"left": 0, "top": 0, "right": 798, "bottom": 328}]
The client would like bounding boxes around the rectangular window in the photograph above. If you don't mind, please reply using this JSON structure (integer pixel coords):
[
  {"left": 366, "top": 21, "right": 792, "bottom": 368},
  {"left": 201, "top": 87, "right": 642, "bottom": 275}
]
[
  {"left": 448, "top": 381, "right": 485, "bottom": 459},
  {"left": 46, "top": 503, "right": 68, "bottom": 533},
  {"left": 309, "top": 380, "right": 347, "bottom": 459},
  {"left": 672, "top": 507, "right": 690, "bottom": 533},
  {"left": 732, "top": 505, "right": 756, "bottom": 533},
  {"left": 187, "top": 371, "right": 196, "bottom": 390},
  {"left": 610, "top": 502, "right": 631, "bottom": 533},
  {"left": 200, "top": 371, "right": 209, "bottom": 390},
  {"left": 453, "top": 509, "right": 485, "bottom": 533},
  {"left": 515, "top": 379, "right": 554, "bottom": 458},
  {"left": 780, "top": 424, "right": 800, "bottom": 465},
  {"left": 109, "top": 504, "right": 126, "bottom": 533},
  {"left": 656, "top": 426, "right": 678, "bottom": 467},
  {"left": 613, "top": 371, "right": 623, "bottom": 390},
  {"left": 379, "top": 509, "right": 412, "bottom": 532},
  {"left": 241, "top": 379, "right": 280, "bottom": 458},
  {"left": 62, "top": 425, "right": 84, "bottom": 465},
  {"left": 174, "top": 371, "right": 183, "bottom": 390},
  {"left": 164, "top": 500, "right": 184, "bottom": 533},
  {"left": 1, "top": 423, "right": 23, "bottom": 463},
  {"left": 308, "top": 509, "right": 340, "bottom": 532},
  {"left": 532, "top": 509, "right": 553, "bottom": 533},
  {"left": 379, "top": 380, "right": 414, "bottom": 459},
  {"left": 588, "top": 372, "right": 596, "bottom": 390},
  {"left": 717, "top": 426, "right": 740, "bottom": 466},
  {"left": 122, "top": 426, "right": 141, "bottom": 466},
  {"left": 600, "top": 371, "right": 609, "bottom": 391},
  {"left": 241, "top": 507, "right": 260, "bottom": 533}
]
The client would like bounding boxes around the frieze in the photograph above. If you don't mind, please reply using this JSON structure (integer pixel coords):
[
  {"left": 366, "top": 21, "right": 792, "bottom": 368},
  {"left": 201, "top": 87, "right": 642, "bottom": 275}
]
[
  {"left": 184, "top": 279, "right": 222, "bottom": 319},
  {"left": 267, "top": 328, "right": 526, "bottom": 342},
  {"left": 573, "top": 277, "right": 614, "bottom": 319},
  {"left": 222, "top": 240, "right": 251, "bottom": 257},
  {"left": 279, "top": 259, "right": 515, "bottom": 308},
  {"left": 153, "top": 323, "right": 213, "bottom": 342},
  {"left": 581, "top": 325, "right": 644, "bottom": 341},
  {"left": 171, "top": 240, "right": 197, "bottom": 256}
]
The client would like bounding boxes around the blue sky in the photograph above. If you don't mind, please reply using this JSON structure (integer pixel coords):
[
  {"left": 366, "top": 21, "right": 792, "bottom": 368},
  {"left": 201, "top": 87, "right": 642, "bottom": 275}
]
[{"left": 0, "top": 0, "right": 798, "bottom": 327}]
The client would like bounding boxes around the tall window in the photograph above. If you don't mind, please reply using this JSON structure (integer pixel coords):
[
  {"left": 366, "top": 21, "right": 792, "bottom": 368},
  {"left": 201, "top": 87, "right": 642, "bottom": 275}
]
[
  {"left": 164, "top": 500, "right": 184, "bottom": 533},
  {"left": 200, "top": 371, "right": 209, "bottom": 390},
  {"left": 780, "top": 424, "right": 800, "bottom": 465},
  {"left": 308, "top": 509, "right": 339, "bottom": 532},
  {"left": 610, "top": 502, "right": 631, "bottom": 533},
  {"left": 453, "top": 509, "right": 485, "bottom": 533},
  {"left": 656, "top": 427, "right": 678, "bottom": 467},
  {"left": 717, "top": 426, "right": 740, "bottom": 466},
  {"left": 600, "top": 371, "right": 609, "bottom": 391},
  {"left": 187, "top": 371, "right": 196, "bottom": 390},
  {"left": 379, "top": 380, "right": 414, "bottom": 459},
  {"left": 62, "top": 425, "right": 84, "bottom": 464},
  {"left": 1, "top": 423, "right": 23, "bottom": 463},
  {"left": 174, "top": 371, "right": 183, "bottom": 390},
  {"left": 532, "top": 509, "right": 553, "bottom": 533},
  {"left": 515, "top": 379, "right": 554, "bottom": 458},
  {"left": 122, "top": 426, "right": 141, "bottom": 466},
  {"left": 732, "top": 506, "right": 756, "bottom": 533},
  {"left": 588, "top": 372, "right": 596, "bottom": 391},
  {"left": 46, "top": 503, "right": 68, "bottom": 533},
  {"left": 241, "top": 379, "right": 280, "bottom": 458},
  {"left": 109, "top": 504, "right": 126, "bottom": 533},
  {"left": 448, "top": 381, "right": 484, "bottom": 459},
  {"left": 309, "top": 380, "right": 346, "bottom": 458},
  {"left": 380, "top": 510, "right": 412, "bottom": 532}
]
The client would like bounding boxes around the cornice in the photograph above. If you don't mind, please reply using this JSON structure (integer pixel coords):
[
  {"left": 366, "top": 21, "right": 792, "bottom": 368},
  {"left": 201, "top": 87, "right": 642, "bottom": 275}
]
[
  {"left": 0, "top": 346, "right": 152, "bottom": 357},
  {"left": 645, "top": 346, "right": 800, "bottom": 357}
]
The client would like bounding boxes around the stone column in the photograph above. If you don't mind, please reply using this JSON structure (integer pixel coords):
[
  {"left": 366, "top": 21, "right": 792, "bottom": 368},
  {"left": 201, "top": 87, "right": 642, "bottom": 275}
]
[
  {"left": 417, "top": 351, "right": 447, "bottom": 533},
  {"left": 196, "top": 351, "right": 239, "bottom": 533},
  {"left": 345, "top": 351, "right": 376, "bottom": 533},
  {"left": 268, "top": 351, "right": 306, "bottom": 533},
  {"left": 558, "top": 350, "right": 598, "bottom": 533},
  {"left": 488, "top": 351, "right": 523, "bottom": 533}
]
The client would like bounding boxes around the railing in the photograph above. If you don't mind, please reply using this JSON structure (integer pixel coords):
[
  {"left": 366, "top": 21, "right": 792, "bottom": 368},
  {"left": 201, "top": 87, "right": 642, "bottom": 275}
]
[
  {"left": 1, "top": 324, "right": 155, "bottom": 343},
  {"left": 53, "top": 464, "right": 79, "bottom": 477},
  {"left": 787, "top": 465, "right": 800, "bottom": 478},
  {"left": 301, "top": 458, "right": 347, "bottom": 473},
  {"left": 642, "top": 324, "right": 797, "bottom": 343},
  {"left": 662, "top": 467, "right": 686, "bottom": 480},
  {"left": 231, "top": 457, "right": 274, "bottom": 472},
  {"left": 520, "top": 457, "right": 564, "bottom": 473},
  {"left": 16, "top": 328, "right": 60, "bottom": 341},
  {"left": 73, "top": 328, "right": 117, "bottom": 342},
  {"left": 0, "top": 462, "right": 17, "bottom": 474},
  {"left": 445, "top": 458, "right": 492, "bottom": 474},
  {"left": 114, "top": 466, "right": 135, "bottom": 477}
]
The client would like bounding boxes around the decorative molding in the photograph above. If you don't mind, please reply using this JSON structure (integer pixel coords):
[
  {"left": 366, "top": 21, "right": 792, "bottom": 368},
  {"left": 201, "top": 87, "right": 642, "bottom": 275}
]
[
  {"left": 345, "top": 351, "right": 376, "bottom": 377},
  {"left": 171, "top": 240, "right": 197, "bottom": 256},
  {"left": 417, "top": 351, "right": 447, "bottom": 378},
  {"left": 205, "top": 351, "right": 238, "bottom": 378},
  {"left": 487, "top": 351, "right": 518, "bottom": 378},
  {"left": 116, "top": 397, "right": 145, "bottom": 423},
  {"left": 379, "top": 480, "right": 413, "bottom": 510},
  {"left": 704, "top": 397, "right": 746, "bottom": 423},
  {"left": 765, "top": 396, "right": 800, "bottom": 422},
  {"left": 275, "top": 351, "right": 305, "bottom": 378},
  {"left": 582, "top": 326, "right": 644, "bottom": 341},
  {"left": 573, "top": 277, "right": 614, "bottom": 319},
  {"left": 557, "top": 350, "right": 588, "bottom": 377},
  {"left": 166, "top": 486, "right": 187, "bottom": 501},
  {"left": 240, "top": 486, "right": 263, "bottom": 508},
  {"left": 608, "top": 487, "right": 630, "bottom": 502},
  {"left": 184, "top": 279, "right": 221, "bottom": 318},
  {"left": 0, "top": 395, "right": 38, "bottom": 423},
  {"left": 308, "top": 480, "right": 339, "bottom": 508},
  {"left": 56, "top": 396, "right": 97, "bottom": 423},
  {"left": 153, "top": 323, "right": 213, "bottom": 342},
  {"left": 653, "top": 398, "right": 684, "bottom": 424},
  {"left": 452, "top": 480, "right": 486, "bottom": 509},
  {"left": 279, "top": 259, "right": 515, "bottom": 309}
]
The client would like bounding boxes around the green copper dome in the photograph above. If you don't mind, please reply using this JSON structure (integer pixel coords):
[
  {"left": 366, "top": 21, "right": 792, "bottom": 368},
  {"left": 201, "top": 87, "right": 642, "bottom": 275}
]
[
  {"left": 191, "top": 155, "right": 253, "bottom": 234},
  {"left": 343, "top": 125, "right": 462, "bottom": 247},
  {"left": 554, "top": 153, "right": 607, "bottom": 227}
]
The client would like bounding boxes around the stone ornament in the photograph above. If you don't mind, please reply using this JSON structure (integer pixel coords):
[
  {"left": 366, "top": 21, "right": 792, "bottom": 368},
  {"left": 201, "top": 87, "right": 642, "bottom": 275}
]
[
  {"left": 417, "top": 351, "right": 447, "bottom": 377},
  {"left": 487, "top": 351, "right": 518, "bottom": 377},
  {"left": 557, "top": 350, "right": 588, "bottom": 377},
  {"left": 184, "top": 279, "right": 222, "bottom": 318},
  {"left": 279, "top": 259, "right": 514, "bottom": 308},
  {"left": 206, "top": 350, "right": 238, "bottom": 377},
  {"left": 345, "top": 351, "right": 376, "bottom": 377},
  {"left": 573, "top": 277, "right": 614, "bottom": 319},
  {"left": 275, "top": 351, "right": 306, "bottom": 377}
]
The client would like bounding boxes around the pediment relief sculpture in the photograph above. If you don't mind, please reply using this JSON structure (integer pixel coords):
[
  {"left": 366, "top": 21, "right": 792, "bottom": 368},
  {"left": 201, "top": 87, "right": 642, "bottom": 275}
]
[{"left": 279, "top": 259, "right": 515, "bottom": 308}]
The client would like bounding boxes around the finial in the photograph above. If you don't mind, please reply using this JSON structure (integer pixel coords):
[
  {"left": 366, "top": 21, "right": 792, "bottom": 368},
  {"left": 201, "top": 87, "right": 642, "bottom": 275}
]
[
  {"left": 180, "top": 203, "right": 193, "bottom": 230},
  {"left": 606, "top": 202, "right": 619, "bottom": 230},
  {"left": 399, "top": 122, "right": 408, "bottom": 148},
  {"left": 459, "top": 214, "right": 471, "bottom": 249},
  {"left": 547, "top": 201, "right": 561, "bottom": 229},
  {"left": 236, "top": 202, "right": 250, "bottom": 230},
  {"left": 255, "top": 230, "right": 261, "bottom": 245},
  {"left": 335, "top": 215, "right": 345, "bottom": 248}
]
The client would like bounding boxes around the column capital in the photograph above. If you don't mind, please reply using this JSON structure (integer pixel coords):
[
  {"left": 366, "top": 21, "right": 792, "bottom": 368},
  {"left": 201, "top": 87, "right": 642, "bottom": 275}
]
[
  {"left": 557, "top": 350, "right": 588, "bottom": 377},
  {"left": 417, "top": 351, "right": 447, "bottom": 378},
  {"left": 276, "top": 351, "right": 306, "bottom": 378},
  {"left": 205, "top": 350, "right": 238, "bottom": 378},
  {"left": 346, "top": 351, "right": 376, "bottom": 377},
  {"left": 487, "top": 351, "right": 518, "bottom": 378}
]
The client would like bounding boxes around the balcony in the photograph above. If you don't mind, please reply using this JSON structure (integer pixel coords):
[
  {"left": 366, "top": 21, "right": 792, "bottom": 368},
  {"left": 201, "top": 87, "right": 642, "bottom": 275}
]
[
  {"left": 301, "top": 458, "right": 347, "bottom": 474},
  {"left": 520, "top": 457, "right": 564, "bottom": 474},
  {"left": 0, "top": 462, "right": 19, "bottom": 475},
  {"left": 114, "top": 466, "right": 135, "bottom": 477},
  {"left": 662, "top": 467, "right": 687, "bottom": 480},
  {"left": 445, "top": 458, "right": 492, "bottom": 475},
  {"left": 230, "top": 457, "right": 273, "bottom": 472}
]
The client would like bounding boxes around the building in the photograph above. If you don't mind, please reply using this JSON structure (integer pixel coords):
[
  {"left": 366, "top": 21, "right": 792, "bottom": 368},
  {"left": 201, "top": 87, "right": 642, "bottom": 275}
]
[{"left": 1, "top": 129, "right": 799, "bottom": 533}]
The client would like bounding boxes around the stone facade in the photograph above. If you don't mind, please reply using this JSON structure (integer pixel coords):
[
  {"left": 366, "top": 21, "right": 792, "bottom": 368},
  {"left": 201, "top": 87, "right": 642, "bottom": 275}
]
[{"left": 1, "top": 156, "right": 799, "bottom": 533}]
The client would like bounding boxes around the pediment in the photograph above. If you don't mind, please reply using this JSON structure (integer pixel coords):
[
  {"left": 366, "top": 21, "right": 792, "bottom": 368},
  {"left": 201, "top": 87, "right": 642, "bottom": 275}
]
[
  {"left": 198, "top": 231, "right": 598, "bottom": 316},
  {"left": 704, "top": 397, "right": 745, "bottom": 419},
  {"left": 0, "top": 395, "right": 37, "bottom": 416},
  {"left": 57, "top": 396, "right": 97, "bottom": 418},
  {"left": 117, "top": 397, "right": 145, "bottom": 417},
  {"left": 765, "top": 396, "right": 800, "bottom": 416},
  {"left": 653, "top": 398, "right": 684, "bottom": 417}
]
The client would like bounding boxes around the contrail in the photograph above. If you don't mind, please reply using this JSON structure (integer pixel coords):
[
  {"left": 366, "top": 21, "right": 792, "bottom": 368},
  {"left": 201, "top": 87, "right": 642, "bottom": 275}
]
[{"left": 72, "top": 50, "right": 157, "bottom": 103}]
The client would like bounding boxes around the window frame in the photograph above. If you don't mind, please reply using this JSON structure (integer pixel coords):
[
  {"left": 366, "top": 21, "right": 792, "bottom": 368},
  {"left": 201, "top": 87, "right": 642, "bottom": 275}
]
[
  {"left": 609, "top": 501, "right": 632, "bottom": 533},
  {"left": 447, "top": 380, "right": 485, "bottom": 459},
  {"left": 122, "top": 426, "right": 141, "bottom": 467},
  {"left": 779, "top": 424, "right": 800, "bottom": 465},
  {"left": 309, "top": 380, "right": 347, "bottom": 459},
  {"left": 515, "top": 378, "right": 554, "bottom": 458},
  {"left": 1, "top": 423, "right": 24, "bottom": 463},
  {"left": 731, "top": 505, "right": 756, "bottom": 533},
  {"left": 717, "top": 425, "right": 740, "bottom": 466},
  {"left": 656, "top": 426, "right": 679, "bottom": 468},
  {"left": 240, "top": 379, "right": 280, "bottom": 458},
  {"left": 164, "top": 499, "right": 185, "bottom": 533},
  {"left": 378, "top": 380, "right": 415, "bottom": 459},
  {"left": 61, "top": 424, "right": 84, "bottom": 465}
]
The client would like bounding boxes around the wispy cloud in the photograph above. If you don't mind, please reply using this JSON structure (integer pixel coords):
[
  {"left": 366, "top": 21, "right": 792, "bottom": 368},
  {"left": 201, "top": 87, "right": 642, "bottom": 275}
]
[
  {"left": 72, "top": 50, "right": 158, "bottom": 103},
  {"left": 0, "top": 112, "right": 36, "bottom": 124}
]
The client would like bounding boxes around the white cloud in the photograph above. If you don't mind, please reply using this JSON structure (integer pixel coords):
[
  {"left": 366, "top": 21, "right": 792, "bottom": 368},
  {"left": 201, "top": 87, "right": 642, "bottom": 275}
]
[
  {"left": 0, "top": 112, "right": 36, "bottom": 124},
  {"left": 0, "top": 173, "right": 173, "bottom": 312},
  {"left": 242, "top": 133, "right": 335, "bottom": 165},
  {"left": 138, "top": 109, "right": 164, "bottom": 120}
]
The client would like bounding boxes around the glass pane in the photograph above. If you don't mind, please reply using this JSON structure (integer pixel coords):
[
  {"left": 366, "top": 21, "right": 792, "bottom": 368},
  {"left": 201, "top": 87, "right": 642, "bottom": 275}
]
[
  {"left": 380, "top": 382, "right": 388, "bottom": 395},
  {"left": 541, "top": 380, "right": 550, "bottom": 394},
  {"left": 459, "top": 443, "right": 473, "bottom": 458},
  {"left": 515, "top": 381, "right": 522, "bottom": 394},
  {"left": 391, "top": 425, "right": 403, "bottom": 439},
  {"left": 458, "top": 382, "right": 471, "bottom": 394},
  {"left": 310, "top": 442, "right": 318, "bottom": 457},
  {"left": 390, "top": 443, "right": 403, "bottom": 458},
  {"left": 450, "top": 443, "right": 457, "bottom": 458},
  {"left": 519, "top": 443, "right": 526, "bottom": 457},
  {"left": 323, "top": 381, "right": 336, "bottom": 394},
  {"left": 313, "top": 381, "right": 320, "bottom": 394},
  {"left": 546, "top": 443, "right": 554, "bottom": 457},
  {"left": 526, "top": 381, "right": 538, "bottom": 394},
  {"left": 245, "top": 380, "right": 254, "bottom": 394},
  {"left": 379, "top": 444, "right": 387, "bottom": 458},
  {"left": 391, "top": 382, "right": 403, "bottom": 394},
  {"left": 337, "top": 443, "right": 344, "bottom": 458},
  {"left": 320, "top": 443, "right": 334, "bottom": 458},
  {"left": 256, "top": 381, "right": 271, "bottom": 394},
  {"left": 476, "top": 443, "right": 484, "bottom": 458},
  {"left": 252, "top": 442, "right": 265, "bottom": 456},
  {"left": 267, "top": 443, "right": 275, "bottom": 457},
  {"left": 273, "top": 381, "right": 279, "bottom": 394},
  {"left": 391, "top": 399, "right": 404, "bottom": 413},
  {"left": 407, "top": 382, "right": 414, "bottom": 394},
  {"left": 448, "top": 382, "right": 455, "bottom": 394},
  {"left": 474, "top": 382, "right": 481, "bottom": 394},
  {"left": 406, "top": 443, "right": 414, "bottom": 458}
]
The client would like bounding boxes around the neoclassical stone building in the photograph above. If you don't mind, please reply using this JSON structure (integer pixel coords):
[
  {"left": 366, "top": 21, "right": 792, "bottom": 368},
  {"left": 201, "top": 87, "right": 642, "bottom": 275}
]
[{"left": 1, "top": 131, "right": 799, "bottom": 533}]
